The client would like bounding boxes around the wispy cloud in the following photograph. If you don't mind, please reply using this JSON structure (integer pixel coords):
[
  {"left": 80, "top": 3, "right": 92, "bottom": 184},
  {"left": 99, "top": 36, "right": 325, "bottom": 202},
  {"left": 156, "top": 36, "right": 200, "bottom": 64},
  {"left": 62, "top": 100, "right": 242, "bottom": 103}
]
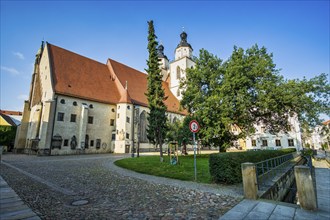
[
  {"left": 17, "top": 94, "right": 28, "bottom": 100},
  {"left": 1, "top": 66, "right": 20, "bottom": 76},
  {"left": 12, "top": 52, "right": 25, "bottom": 60}
]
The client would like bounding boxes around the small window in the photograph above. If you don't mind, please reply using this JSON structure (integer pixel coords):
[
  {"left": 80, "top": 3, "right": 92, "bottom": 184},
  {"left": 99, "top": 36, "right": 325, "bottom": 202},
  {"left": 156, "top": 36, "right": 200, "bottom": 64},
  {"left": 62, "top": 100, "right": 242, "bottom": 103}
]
[
  {"left": 116, "top": 130, "right": 118, "bottom": 134},
  {"left": 73, "top": 101, "right": 77, "bottom": 106},
  {"left": 70, "top": 114, "right": 77, "bottom": 122},
  {"left": 177, "top": 89, "right": 180, "bottom": 97},
  {"left": 251, "top": 140, "right": 256, "bottom": 147},
  {"left": 90, "top": 140, "right": 94, "bottom": 147},
  {"left": 110, "top": 119, "right": 115, "bottom": 126},
  {"left": 88, "top": 116, "right": 94, "bottom": 124},
  {"left": 262, "top": 140, "right": 268, "bottom": 147},
  {"left": 60, "top": 99, "right": 65, "bottom": 104},
  {"left": 127, "top": 106, "right": 131, "bottom": 110},
  {"left": 112, "top": 133, "right": 116, "bottom": 140},
  {"left": 287, "top": 125, "right": 292, "bottom": 132},
  {"left": 261, "top": 126, "right": 265, "bottom": 133},
  {"left": 89, "top": 104, "right": 93, "bottom": 109},
  {"left": 126, "top": 117, "right": 130, "bottom": 123},
  {"left": 118, "top": 106, "right": 120, "bottom": 109},
  {"left": 64, "top": 139, "right": 69, "bottom": 146},
  {"left": 57, "top": 112, "right": 64, "bottom": 121},
  {"left": 117, "top": 113, "right": 120, "bottom": 118},
  {"left": 126, "top": 133, "right": 130, "bottom": 139},
  {"left": 111, "top": 108, "right": 115, "bottom": 112},
  {"left": 288, "top": 139, "right": 294, "bottom": 146},
  {"left": 276, "top": 139, "right": 281, "bottom": 147}
]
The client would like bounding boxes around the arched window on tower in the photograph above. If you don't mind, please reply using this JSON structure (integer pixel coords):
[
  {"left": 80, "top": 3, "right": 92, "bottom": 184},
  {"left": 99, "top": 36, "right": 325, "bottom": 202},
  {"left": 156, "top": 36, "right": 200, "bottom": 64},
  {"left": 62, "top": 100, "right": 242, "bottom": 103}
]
[
  {"left": 139, "top": 111, "right": 149, "bottom": 143},
  {"left": 176, "top": 66, "right": 181, "bottom": 79}
]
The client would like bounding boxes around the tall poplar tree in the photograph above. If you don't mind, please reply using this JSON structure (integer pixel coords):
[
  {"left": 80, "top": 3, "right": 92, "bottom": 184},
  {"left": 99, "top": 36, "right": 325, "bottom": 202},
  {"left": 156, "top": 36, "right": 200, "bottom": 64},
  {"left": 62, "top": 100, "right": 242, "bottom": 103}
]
[{"left": 145, "top": 20, "right": 168, "bottom": 161}]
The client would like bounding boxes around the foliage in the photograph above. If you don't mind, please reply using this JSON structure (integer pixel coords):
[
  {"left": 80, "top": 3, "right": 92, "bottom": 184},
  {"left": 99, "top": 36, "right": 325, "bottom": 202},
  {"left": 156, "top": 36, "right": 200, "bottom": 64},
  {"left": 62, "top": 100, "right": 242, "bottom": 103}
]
[
  {"left": 209, "top": 148, "right": 296, "bottom": 184},
  {"left": 321, "top": 143, "right": 328, "bottom": 150},
  {"left": 115, "top": 155, "right": 211, "bottom": 183},
  {"left": 181, "top": 45, "right": 330, "bottom": 152},
  {"left": 145, "top": 20, "right": 168, "bottom": 160},
  {"left": 0, "top": 126, "right": 16, "bottom": 146},
  {"left": 300, "top": 148, "right": 314, "bottom": 156}
]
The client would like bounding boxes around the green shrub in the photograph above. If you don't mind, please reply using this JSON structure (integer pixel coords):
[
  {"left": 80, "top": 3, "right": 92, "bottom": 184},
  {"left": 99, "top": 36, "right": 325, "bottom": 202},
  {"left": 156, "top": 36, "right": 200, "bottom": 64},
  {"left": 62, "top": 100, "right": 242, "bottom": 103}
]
[{"left": 209, "top": 148, "right": 296, "bottom": 184}]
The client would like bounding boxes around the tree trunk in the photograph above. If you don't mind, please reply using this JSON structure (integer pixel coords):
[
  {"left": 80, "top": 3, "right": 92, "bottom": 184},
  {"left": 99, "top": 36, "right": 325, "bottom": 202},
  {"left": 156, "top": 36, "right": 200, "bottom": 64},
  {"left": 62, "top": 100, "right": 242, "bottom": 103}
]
[{"left": 159, "top": 133, "right": 163, "bottom": 162}]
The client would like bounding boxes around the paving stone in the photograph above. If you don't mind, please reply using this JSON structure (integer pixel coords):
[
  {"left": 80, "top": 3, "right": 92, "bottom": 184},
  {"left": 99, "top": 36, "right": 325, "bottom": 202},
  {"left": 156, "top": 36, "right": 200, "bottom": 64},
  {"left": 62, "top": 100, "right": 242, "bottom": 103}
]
[
  {"left": 244, "top": 211, "right": 271, "bottom": 220},
  {"left": 251, "top": 201, "right": 276, "bottom": 214},
  {"left": 0, "top": 154, "right": 242, "bottom": 220},
  {"left": 272, "top": 204, "right": 296, "bottom": 218}
]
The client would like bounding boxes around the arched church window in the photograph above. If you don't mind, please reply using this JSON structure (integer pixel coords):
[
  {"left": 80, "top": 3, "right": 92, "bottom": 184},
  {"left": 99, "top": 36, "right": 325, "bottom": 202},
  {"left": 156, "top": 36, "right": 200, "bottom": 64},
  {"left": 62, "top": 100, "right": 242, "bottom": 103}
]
[
  {"left": 139, "top": 111, "right": 149, "bottom": 143},
  {"left": 176, "top": 66, "right": 181, "bottom": 79}
]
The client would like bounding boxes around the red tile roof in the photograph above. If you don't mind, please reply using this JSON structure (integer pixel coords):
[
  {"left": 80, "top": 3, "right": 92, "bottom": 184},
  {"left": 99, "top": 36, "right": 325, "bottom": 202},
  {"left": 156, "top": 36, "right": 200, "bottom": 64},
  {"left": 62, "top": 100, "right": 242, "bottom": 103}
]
[{"left": 47, "top": 43, "right": 185, "bottom": 114}]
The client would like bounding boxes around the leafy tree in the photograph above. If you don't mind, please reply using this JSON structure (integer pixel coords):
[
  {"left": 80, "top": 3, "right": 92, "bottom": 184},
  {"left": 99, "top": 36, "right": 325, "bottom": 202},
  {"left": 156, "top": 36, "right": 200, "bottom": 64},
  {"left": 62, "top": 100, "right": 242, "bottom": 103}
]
[
  {"left": 145, "top": 20, "right": 168, "bottom": 161},
  {"left": 0, "top": 126, "right": 16, "bottom": 149},
  {"left": 166, "top": 115, "right": 198, "bottom": 154},
  {"left": 181, "top": 45, "right": 330, "bottom": 152}
]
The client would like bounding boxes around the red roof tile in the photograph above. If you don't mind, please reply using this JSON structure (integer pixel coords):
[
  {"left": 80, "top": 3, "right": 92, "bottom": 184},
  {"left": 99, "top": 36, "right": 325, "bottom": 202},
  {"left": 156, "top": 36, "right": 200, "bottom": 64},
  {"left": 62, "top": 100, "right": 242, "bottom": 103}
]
[
  {"left": 47, "top": 43, "right": 185, "bottom": 114},
  {"left": 48, "top": 44, "right": 121, "bottom": 104}
]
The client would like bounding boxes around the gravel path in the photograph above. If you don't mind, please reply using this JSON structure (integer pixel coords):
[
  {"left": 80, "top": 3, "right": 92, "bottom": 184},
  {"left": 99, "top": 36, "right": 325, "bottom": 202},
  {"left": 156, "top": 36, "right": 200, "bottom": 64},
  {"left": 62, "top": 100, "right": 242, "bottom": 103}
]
[{"left": 0, "top": 154, "right": 242, "bottom": 219}]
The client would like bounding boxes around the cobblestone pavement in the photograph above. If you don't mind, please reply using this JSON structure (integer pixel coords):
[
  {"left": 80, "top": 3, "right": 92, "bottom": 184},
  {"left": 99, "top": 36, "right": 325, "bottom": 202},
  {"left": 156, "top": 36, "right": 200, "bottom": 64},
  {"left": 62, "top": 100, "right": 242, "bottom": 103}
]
[{"left": 0, "top": 154, "right": 243, "bottom": 219}]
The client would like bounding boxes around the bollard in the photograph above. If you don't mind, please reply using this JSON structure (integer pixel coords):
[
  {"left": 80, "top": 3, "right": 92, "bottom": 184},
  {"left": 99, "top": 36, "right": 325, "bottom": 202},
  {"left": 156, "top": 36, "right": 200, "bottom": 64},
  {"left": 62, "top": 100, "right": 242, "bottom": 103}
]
[
  {"left": 241, "top": 162, "right": 258, "bottom": 200},
  {"left": 294, "top": 165, "right": 317, "bottom": 210}
]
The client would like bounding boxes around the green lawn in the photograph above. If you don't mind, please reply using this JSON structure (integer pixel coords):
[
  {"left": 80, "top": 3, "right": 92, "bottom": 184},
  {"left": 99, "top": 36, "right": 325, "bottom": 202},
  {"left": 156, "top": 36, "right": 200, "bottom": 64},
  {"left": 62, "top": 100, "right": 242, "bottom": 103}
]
[{"left": 114, "top": 155, "right": 212, "bottom": 183}]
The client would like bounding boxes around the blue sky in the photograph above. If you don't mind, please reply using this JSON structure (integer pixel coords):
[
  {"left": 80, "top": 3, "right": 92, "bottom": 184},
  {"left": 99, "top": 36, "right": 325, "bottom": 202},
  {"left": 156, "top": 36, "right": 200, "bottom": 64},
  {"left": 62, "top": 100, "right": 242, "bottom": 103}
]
[{"left": 1, "top": 1, "right": 329, "bottom": 120}]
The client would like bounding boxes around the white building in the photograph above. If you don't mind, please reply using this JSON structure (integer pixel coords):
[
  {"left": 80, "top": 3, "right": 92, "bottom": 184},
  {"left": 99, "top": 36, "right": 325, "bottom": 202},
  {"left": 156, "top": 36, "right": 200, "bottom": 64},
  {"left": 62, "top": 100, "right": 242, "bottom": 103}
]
[{"left": 15, "top": 32, "right": 191, "bottom": 155}]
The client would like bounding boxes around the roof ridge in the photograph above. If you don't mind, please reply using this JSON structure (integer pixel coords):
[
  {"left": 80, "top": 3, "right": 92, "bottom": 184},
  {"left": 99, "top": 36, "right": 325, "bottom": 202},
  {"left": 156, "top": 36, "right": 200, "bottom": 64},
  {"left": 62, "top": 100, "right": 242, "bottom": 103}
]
[{"left": 47, "top": 43, "right": 107, "bottom": 66}]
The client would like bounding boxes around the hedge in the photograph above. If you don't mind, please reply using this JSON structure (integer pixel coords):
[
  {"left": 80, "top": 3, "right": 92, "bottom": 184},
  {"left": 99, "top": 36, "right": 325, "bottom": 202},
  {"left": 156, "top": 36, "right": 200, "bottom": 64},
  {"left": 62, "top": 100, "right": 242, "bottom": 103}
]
[{"left": 209, "top": 148, "right": 296, "bottom": 184}]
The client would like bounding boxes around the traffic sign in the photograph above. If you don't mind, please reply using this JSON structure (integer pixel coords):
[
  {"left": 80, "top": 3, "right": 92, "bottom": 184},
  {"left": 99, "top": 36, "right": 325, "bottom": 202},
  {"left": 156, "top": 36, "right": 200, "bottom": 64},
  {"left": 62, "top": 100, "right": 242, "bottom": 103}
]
[{"left": 189, "top": 120, "right": 200, "bottom": 133}]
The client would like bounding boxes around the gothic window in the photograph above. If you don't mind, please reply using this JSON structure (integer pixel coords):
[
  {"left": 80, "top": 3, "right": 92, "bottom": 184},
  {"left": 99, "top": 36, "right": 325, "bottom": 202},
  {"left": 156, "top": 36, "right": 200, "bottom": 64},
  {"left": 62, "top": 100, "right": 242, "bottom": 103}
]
[
  {"left": 176, "top": 66, "right": 181, "bottom": 79},
  {"left": 139, "top": 111, "right": 149, "bottom": 143},
  {"left": 96, "top": 139, "right": 101, "bottom": 149},
  {"left": 57, "top": 112, "right": 64, "bottom": 121}
]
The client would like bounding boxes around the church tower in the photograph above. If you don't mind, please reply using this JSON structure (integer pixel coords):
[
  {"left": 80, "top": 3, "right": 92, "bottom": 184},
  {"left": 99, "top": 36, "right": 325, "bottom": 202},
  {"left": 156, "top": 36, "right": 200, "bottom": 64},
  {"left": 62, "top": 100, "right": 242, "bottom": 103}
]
[
  {"left": 169, "top": 31, "right": 195, "bottom": 100},
  {"left": 157, "top": 44, "right": 170, "bottom": 81}
]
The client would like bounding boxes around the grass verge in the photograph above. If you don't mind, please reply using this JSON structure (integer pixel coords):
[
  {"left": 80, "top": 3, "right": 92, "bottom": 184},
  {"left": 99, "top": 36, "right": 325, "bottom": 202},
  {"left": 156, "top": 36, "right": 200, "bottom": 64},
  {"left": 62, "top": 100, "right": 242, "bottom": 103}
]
[{"left": 114, "top": 155, "right": 211, "bottom": 183}]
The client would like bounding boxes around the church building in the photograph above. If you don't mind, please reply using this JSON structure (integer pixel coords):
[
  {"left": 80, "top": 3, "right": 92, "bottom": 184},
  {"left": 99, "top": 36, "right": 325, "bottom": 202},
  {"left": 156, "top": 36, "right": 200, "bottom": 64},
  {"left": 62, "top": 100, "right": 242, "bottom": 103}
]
[
  {"left": 15, "top": 30, "right": 302, "bottom": 155},
  {"left": 15, "top": 32, "right": 193, "bottom": 155}
]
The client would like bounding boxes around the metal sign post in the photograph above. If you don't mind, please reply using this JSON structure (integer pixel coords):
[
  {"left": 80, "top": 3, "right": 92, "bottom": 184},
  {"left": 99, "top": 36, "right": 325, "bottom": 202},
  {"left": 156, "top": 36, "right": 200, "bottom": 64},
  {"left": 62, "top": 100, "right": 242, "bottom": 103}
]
[{"left": 189, "top": 120, "right": 200, "bottom": 182}]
